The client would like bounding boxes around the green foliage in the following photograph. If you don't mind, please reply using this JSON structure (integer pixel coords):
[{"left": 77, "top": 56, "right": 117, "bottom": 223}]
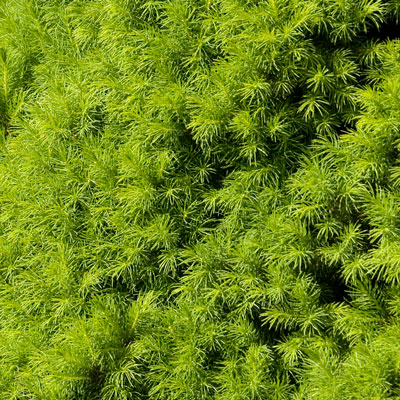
[{"left": 1, "top": 0, "right": 400, "bottom": 398}]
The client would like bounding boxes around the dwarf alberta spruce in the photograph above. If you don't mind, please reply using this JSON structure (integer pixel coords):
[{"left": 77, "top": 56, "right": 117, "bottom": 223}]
[{"left": 1, "top": 0, "right": 400, "bottom": 398}]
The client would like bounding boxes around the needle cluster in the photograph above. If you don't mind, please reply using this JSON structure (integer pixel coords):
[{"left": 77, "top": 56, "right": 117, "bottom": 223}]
[{"left": 1, "top": 0, "right": 400, "bottom": 399}]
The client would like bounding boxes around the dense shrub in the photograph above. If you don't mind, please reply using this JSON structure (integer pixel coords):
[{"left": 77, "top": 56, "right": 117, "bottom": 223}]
[{"left": 1, "top": 0, "right": 400, "bottom": 398}]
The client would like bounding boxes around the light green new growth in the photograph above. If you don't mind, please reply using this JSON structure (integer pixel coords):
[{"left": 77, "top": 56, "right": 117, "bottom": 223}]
[{"left": 1, "top": 0, "right": 400, "bottom": 399}]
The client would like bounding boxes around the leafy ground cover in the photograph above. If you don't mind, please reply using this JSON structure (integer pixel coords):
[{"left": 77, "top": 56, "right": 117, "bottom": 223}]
[{"left": 1, "top": 0, "right": 400, "bottom": 398}]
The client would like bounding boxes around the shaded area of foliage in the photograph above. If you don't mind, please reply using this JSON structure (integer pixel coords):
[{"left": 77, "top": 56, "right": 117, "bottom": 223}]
[{"left": 1, "top": 0, "right": 400, "bottom": 399}]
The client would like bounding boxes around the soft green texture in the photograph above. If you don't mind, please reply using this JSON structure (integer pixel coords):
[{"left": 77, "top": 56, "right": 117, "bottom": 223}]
[{"left": 1, "top": 0, "right": 400, "bottom": 398}]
